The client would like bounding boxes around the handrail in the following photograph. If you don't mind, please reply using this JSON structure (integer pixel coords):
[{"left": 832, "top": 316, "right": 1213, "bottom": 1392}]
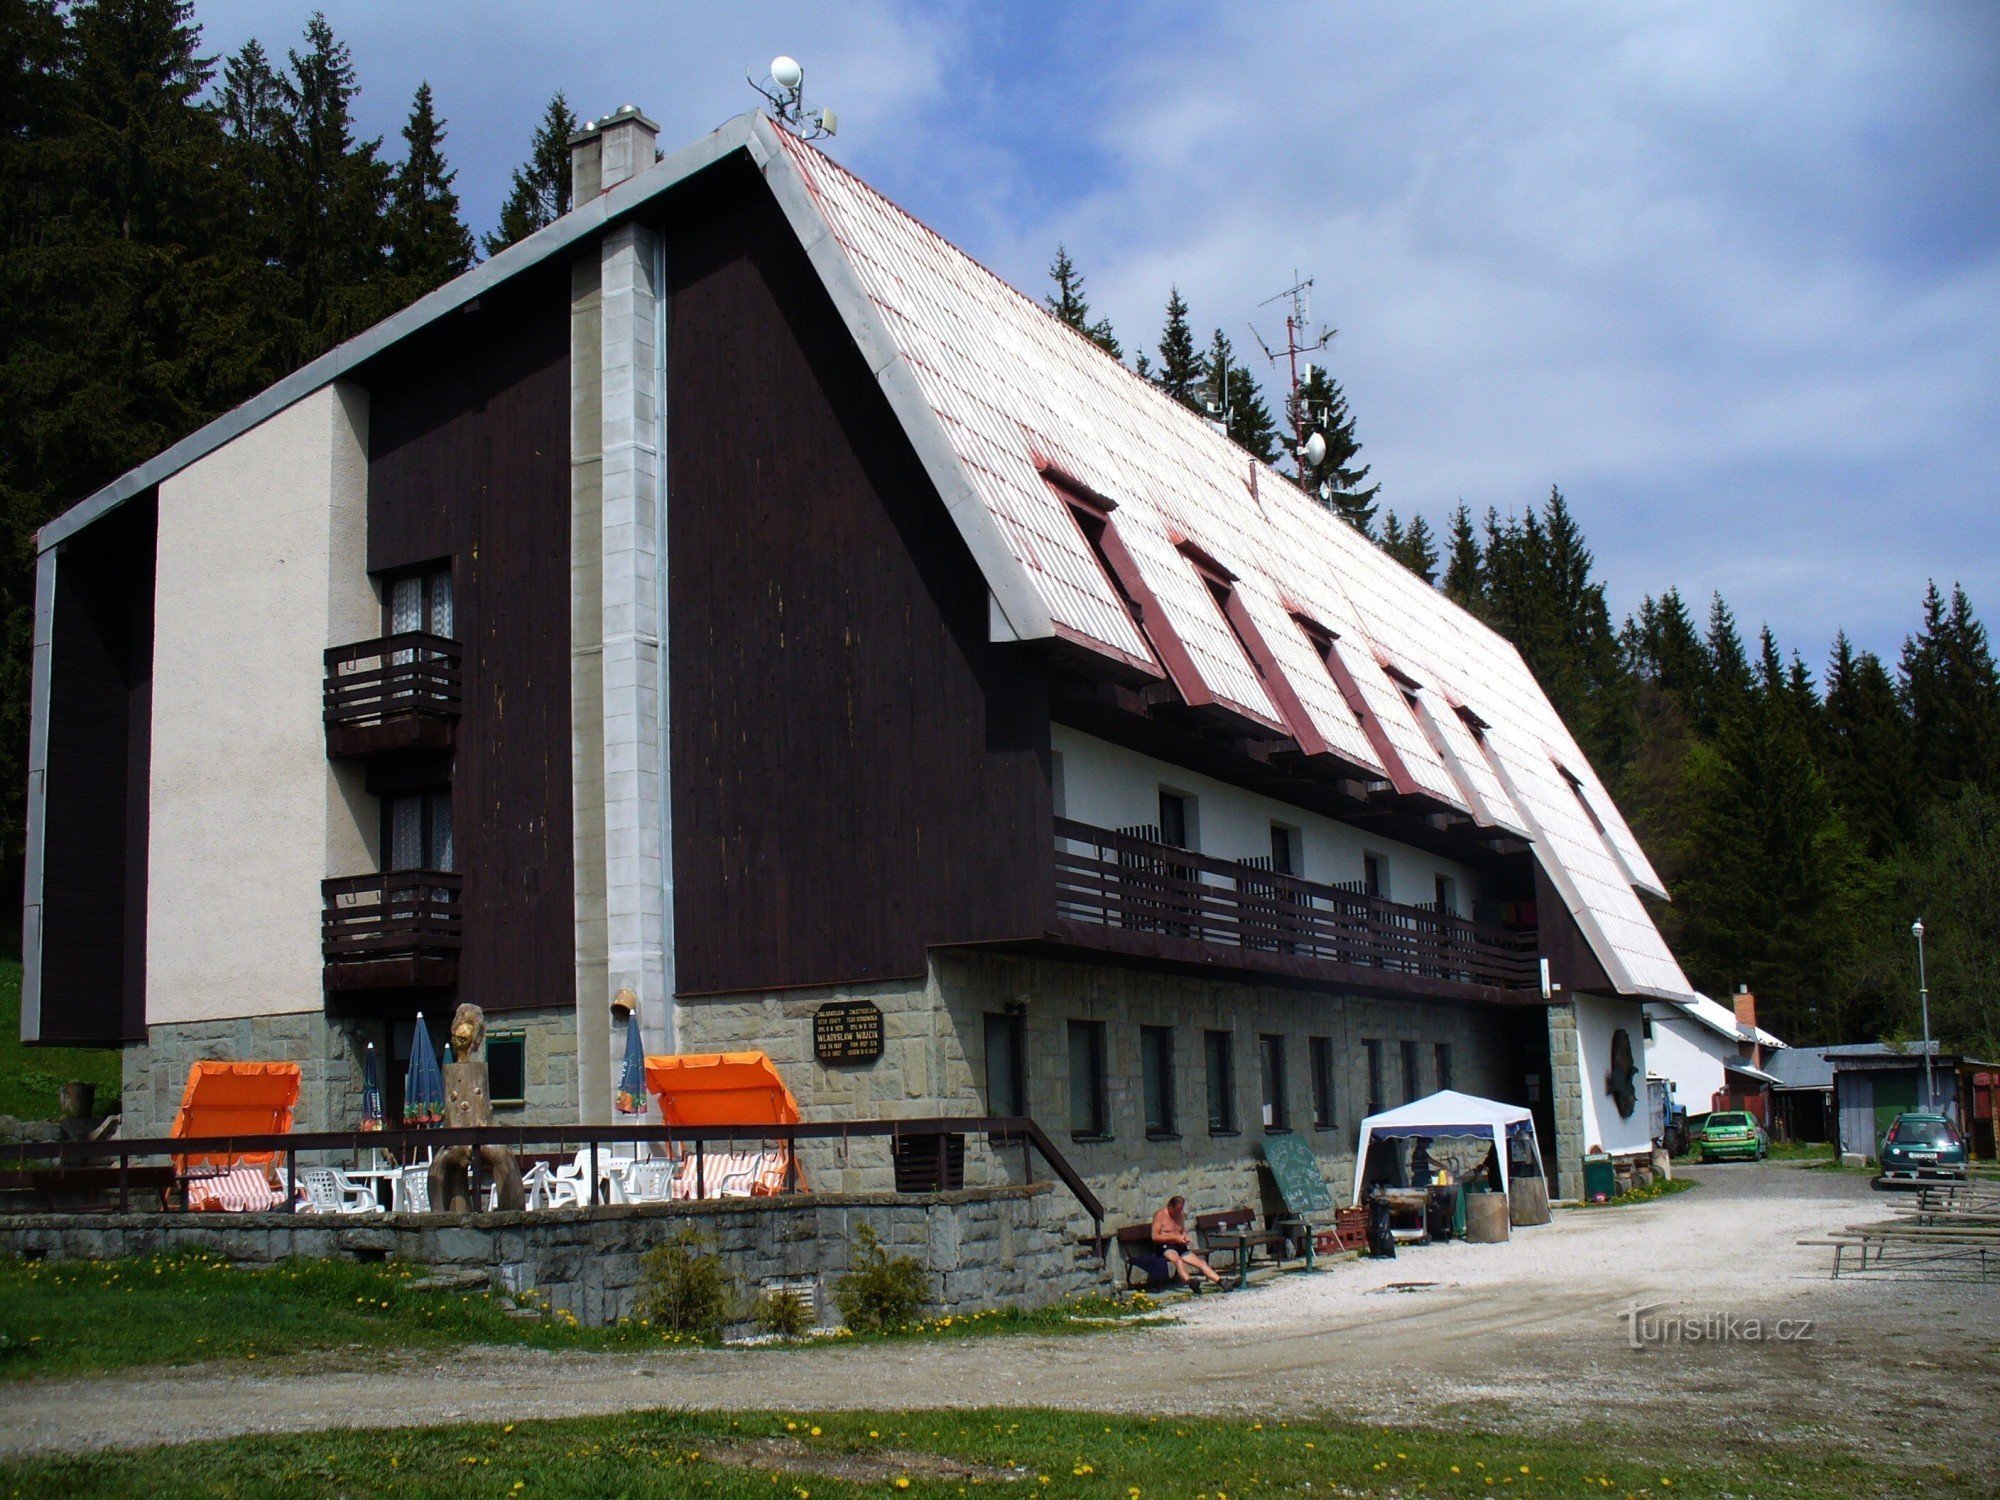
[
  {"left": 1054, "top": 816, "right": 1539, "bottom": 991},
  {"left": 323, "top": 632, "right": 463, "bottom": 727},
  {"left": 0, "top": 1116, "right": 1106, "bottom": 1241}
]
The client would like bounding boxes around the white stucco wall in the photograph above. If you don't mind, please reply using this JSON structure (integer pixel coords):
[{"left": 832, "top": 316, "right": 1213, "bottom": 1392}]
[
  {"left": 1573, "top": 991, "right": 1653, "bottom": 1155},
  {"left": 1051, "top": 725, "right": 1485, "bottom": 909},
  {"left": 147, "top": 383, "right": 375, "bottom": 1025},
  {"left": 1643, "top": 1010, "right": 1732, "bottom": 1116}
]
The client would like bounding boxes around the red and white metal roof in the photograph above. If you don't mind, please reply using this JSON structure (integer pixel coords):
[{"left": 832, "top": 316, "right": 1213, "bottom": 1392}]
[{"left": 775, "top": 128, "right": 1693, "bottom": 1002}]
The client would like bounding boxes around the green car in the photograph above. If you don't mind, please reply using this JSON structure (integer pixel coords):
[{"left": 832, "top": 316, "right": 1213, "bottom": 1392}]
[
  {"left": 1874, "top": 1113, "right": 1970, "bottom": 1188},
  {"left": 1697, "top": 1111, "right": 1768, "bottom": 1162}
]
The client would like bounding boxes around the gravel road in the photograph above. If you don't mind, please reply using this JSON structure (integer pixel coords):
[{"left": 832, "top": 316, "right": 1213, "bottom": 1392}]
[{"left": 7, "top": 1162, "right": 1995, "bottom": 1467}]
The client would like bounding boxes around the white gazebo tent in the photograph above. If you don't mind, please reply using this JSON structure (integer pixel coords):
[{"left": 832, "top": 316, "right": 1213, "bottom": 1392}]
[{"left": 1352, "top": 1089, "right": 1543, "bottom": 1204}]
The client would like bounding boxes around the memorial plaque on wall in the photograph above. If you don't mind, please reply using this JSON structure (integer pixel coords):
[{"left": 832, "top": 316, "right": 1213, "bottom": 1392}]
[{"left": 814, "top": 1000, "right": 884, "bottom": 1064}]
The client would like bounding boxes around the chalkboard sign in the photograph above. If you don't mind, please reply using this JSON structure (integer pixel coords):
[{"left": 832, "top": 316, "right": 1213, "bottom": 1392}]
[
  {"left": 813, "top": 1000, "right": 884, "bottom": 1065},
  {"left": 1260, "top": 1133, "right": 1336, "bottom": 1213}
]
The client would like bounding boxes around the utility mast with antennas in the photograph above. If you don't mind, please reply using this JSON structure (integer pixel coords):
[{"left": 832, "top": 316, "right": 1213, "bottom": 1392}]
[
  {"left": 750, "top": 55, "right": 838, "bottom": 140},
  {"left": 1249, "top": 274, "right": 1335, "bottom": 478}
]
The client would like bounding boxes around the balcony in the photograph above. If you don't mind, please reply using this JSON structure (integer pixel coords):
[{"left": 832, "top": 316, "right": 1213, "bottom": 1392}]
[
  {"left": 321, "top": 870, "right": 463, "bottom": 990},
  {"left": 1051, "top": 818, "right": 1541, "bottom": 1004},
  {"left": 323, "top": 633, "right": 462, "bottom": 759}
]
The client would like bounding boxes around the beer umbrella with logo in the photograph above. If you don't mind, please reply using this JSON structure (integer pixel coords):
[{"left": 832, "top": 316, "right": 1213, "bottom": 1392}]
[
  {"left": 403, "top": 1012, "right": 445, "bottom": 1127},
  {"left": 613, "top": 991, "right": 648, "bottom": 1116},
  {"left": 360, "top": 1041, "right": 385, "bottom": 1131}
]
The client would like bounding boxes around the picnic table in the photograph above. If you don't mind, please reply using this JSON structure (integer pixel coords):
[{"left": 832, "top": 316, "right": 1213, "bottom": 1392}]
[{"left": 1195, "top": 1208, "right": 1305, "bottom": 1289}]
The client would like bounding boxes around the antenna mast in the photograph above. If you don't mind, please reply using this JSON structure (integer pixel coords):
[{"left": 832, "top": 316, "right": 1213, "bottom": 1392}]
[{"left": 1249, "top": 273, "right": 1335, "bottom": 474}]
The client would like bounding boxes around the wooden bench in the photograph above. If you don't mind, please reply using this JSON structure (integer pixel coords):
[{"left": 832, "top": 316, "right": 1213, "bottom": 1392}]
[{"left": 1195, "top": 1208, "right": 1296, "bottom": 1289}]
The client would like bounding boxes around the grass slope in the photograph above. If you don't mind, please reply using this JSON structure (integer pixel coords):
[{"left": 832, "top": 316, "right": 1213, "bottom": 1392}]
[
  {"left": 0, "top": 1406, "right": 1971, "bottom": 1499},
  {"left": 0, "top": 956, "right": 122, "bottom": 1121},
  {"left": 0, "top": 1254, "right": 1159, "bottom": 1380}
]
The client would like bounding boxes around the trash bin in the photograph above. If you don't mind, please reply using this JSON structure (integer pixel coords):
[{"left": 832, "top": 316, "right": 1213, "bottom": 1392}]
[{"left": 1583, "top": 1154, "right": 1617, "bottom": 1203}]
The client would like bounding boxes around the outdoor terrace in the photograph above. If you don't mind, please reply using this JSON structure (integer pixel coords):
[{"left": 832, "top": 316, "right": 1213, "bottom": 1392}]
[{"left": 1050, "top": 817, "right": 1541, "bottom": 1004}]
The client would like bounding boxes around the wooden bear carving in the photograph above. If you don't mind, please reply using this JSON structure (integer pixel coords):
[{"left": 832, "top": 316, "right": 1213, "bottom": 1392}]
[{"left": 427, "top": 1003, "right": 526, "bottom": 1213}]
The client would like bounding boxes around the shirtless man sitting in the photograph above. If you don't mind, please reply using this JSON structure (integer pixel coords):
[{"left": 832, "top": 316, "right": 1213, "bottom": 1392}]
[{"left": 1150, "top": 1195, "right": 1225, "bottom": 1290}]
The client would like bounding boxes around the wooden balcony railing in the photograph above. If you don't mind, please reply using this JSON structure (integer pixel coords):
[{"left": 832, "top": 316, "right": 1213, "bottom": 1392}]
[
  {"left": 1051, "top": 818, "right": 1541, "bottom": 1000},
  {"left": 321, "top": 870, "right": 463, "bottom": 990},
  {"left": 323, "top": 632, "right": 461, "bottom": 757}
]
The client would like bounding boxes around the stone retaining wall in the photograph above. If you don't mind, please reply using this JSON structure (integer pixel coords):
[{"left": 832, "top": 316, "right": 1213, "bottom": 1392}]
[{"left": 0, "top": 1185, "right": 1111, "bottom": 1329}]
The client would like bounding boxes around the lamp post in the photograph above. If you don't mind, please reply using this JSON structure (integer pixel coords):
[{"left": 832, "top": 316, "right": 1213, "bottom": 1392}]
[{"left": 1911, "top": 919, "right": 1935, "bottom": 1112}]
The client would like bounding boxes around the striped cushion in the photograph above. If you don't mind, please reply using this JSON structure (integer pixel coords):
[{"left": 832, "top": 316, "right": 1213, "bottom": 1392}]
[{"left": 186, "top": 1165, "right": 284, "bottom": 1212}]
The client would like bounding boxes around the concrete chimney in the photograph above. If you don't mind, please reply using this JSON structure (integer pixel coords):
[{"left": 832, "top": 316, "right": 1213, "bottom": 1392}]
[
  {"left": 1732, "top": 984, "right": 1757, "bottom": 1033},
  {"left": 569, "top": 103, "right": 660, "bottom": 204}
]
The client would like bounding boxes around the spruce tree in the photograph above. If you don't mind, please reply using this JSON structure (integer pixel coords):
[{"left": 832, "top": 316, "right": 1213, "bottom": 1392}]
[
  {"left": 270, "top": 12, "right": 391, "bottom": 354},
  {"left": 1043, "top": 243, "right": 1121, "bottom": 358},
  {"left": 1153, "top": 285, "right": 1204, "bottom": 410},
  {"left": 1701, "top": 594, "right": 1754, "bottom": 735},
  {"left": 1379, "top": 511, "right": 1438, "bottom": 583},
  {"left": 1201, "top": 328, "right": 1277, "bottom": 463},
  {"left": 485, "top": 92, "right": 575, "bottom": 255},
  {"left": 1897, "top": 582, "right": 2000, "bottom": 804},
  {"left": 1823, "top": 631, "right": 1914, "bottom": 856},
  {"left": 1441, "top": 503, "right": 1482, "bottom": 606},
  {"left": 386, "top": 81, "right": 473, "bottom": 291},
  {"left": 1291, "top": 362, "right": 1377, "bottom": 532}
]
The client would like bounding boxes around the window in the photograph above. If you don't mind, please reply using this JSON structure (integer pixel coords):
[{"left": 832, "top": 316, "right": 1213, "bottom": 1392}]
[
  {"left": 1158, "top": 789, "right": 1195, "bottom": 850},
  {"left": 1205, "top": 1030, "right": 1236, "bottom": 1133},
  {"left": 1140, "top": 1026, "right": 1176, "bottom": 1137},
  {"left": 1050, "top": 752, "right": 1066, "bottom": 819},
  {"left": 387, "top": 566, "right": 454, "bottom": 639},
  {"left": 1434, "top": 874, "right": 1456, "bottom": 914},
  {"left": 1067, "top": 1020, "right": 1107, "bottom": 1138},
  {"left": 1362, "top": 852, "right": 1387, "bottom": 899},
  {"left": 1401, "top": 1040, "right": 1422, "bottom": 1103},
  {"left": 1364, "top": 1039, "right": 1385, "bottom": 1116},
  {"left": 1310, "top": 1037, "right": 1336, "bottom": 1129},
  {"left": 1434, "top": 1043, "right": 1454, "bottom": 1094},
  {"left": 385, "top": 790, "right": 453, "bottom": 871},
  {"left": 486, "top": 1031, "right": 526, "bottom": 1106},
  {"left": 1270, "top": 823, "right": 1299, "bottom": 875},
  {"left": 985, "top": 1012, "right": 1025, "bottom": 1117},
  {"left": 1642, "top": 1014, "right": 1655, "bottom": 1042},
  {"left": 1259, "top": 1034, "right": 1289, "bottom": 1130}
]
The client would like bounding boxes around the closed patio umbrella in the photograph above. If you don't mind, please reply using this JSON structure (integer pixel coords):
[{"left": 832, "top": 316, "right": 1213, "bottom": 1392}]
[
  {"left": 360, "top": 1042, "right": 385, "bottom": 1131},
  {"left": 615, "top": 1002, "right": 648, "bottom": 1115},
  {"left": 403, "top": 1012, "right": 445, "bottom": 1126}
]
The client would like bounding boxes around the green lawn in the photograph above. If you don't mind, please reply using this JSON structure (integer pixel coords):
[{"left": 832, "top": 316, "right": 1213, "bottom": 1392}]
[
  {"left": 0, "top": 1406, "right": 1970, "bottom": 1499},
  {"left": 0, "top": 955, "right": 123, "bottom": 1120},
  {"left": 0, "top": 1253, "right": 1160, "bottom": 1380}
]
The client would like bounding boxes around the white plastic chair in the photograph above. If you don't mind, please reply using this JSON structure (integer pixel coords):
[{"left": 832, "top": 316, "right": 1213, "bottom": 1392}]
[
  {"left": 300, "top": 1166, "right": 379, "bottom": 1214},
  {"left": 395, "top": 1164, "right": 431, "bottom": 1213},
  {"left": 622, "top": 1159, "right": 678, "bottom": 1204},
  {"left": 526, "top": 1153, "right": 590, "bottom": 1211}
]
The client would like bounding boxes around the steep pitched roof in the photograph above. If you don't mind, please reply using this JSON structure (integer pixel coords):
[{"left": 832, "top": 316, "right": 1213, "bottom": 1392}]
[
  {"left": 769, "top": 128, "right": 1692, "bottom": 1001},
  {"left": 40, "top": 111, "right": 1696, "bottom": 1003}
]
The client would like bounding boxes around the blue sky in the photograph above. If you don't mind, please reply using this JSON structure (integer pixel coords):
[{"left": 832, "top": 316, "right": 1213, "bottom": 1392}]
[{"left": 194, "top": 1, "right": 2000, "bottom": 669}]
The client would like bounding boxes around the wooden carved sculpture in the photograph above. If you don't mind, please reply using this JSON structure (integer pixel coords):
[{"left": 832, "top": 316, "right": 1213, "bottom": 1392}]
[{"left": 428, "top": 1003, "right": 527, "bottom": 1212}]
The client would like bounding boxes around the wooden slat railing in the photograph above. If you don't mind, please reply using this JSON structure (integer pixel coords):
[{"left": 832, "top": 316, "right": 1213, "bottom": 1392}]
[
  {"left": 1053, "top": 818, "right": 1539, "bottom": 992},
  {"left": 321, "top": 870, "right": 463, "bottom": 961},
  {"left": 323, "top": 632, "right": 462, "bottom": 729}
]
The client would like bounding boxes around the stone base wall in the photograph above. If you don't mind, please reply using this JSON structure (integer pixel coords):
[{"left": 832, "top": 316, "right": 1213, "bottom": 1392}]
[
  {"left": 0, "top": 1186, "right": 1109, "bottom": 1328},
  {"left": 121, "top": 1007, "right": 580, "bottom": 1137},
  {"left": 678, "top": 950, "right": 1543, "bottom": 1236}
]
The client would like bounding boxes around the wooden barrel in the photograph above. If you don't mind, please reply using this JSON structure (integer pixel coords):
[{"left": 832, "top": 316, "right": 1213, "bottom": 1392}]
[
  {"left": 1465, "top": 1190, "right": 1511, "bottom": 1243},
  {"left": 1509, "top": 1175, "right": 1552, "bottom": 1226}
]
